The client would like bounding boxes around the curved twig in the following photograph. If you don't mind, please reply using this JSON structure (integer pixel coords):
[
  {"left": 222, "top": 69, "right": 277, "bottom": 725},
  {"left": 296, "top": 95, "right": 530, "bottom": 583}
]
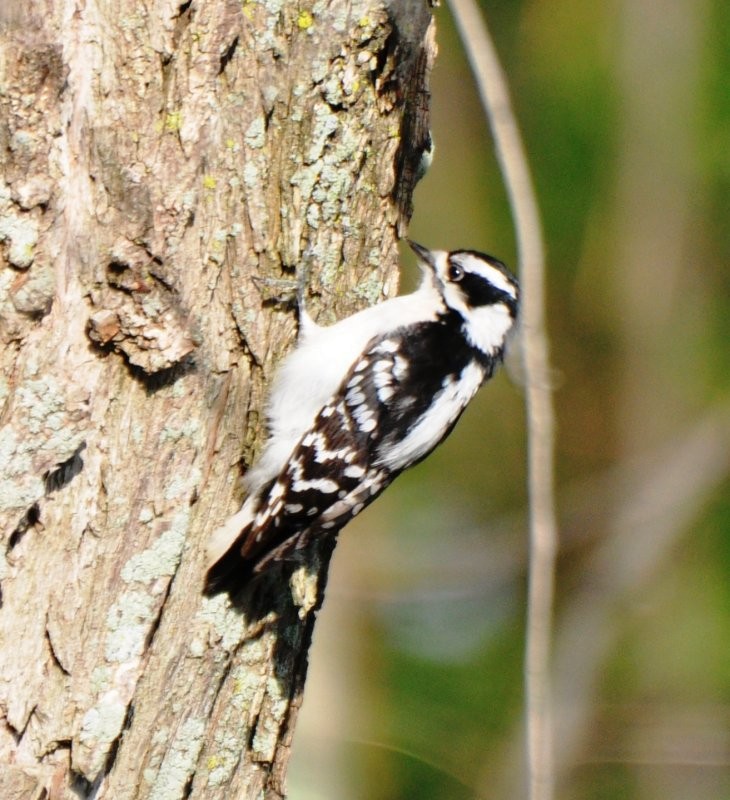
[{"left": 446, "top": 2, "right": 558, "bottom": 799}]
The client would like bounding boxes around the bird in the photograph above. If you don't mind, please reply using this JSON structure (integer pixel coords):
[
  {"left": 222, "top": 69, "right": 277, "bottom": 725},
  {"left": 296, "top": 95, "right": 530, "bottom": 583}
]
[{"left": 204, "top": 240, "right": 519, "bottom": 594}]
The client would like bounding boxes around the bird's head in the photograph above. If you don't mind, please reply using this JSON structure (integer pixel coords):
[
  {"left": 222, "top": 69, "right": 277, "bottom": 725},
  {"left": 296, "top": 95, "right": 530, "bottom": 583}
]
[{"left": 408, "top": 240, "right": 519, "bottom": 357}]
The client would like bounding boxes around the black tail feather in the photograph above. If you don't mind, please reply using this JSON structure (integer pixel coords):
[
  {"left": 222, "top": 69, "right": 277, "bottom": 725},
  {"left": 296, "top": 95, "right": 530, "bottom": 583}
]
[{"left": 203, "top": 542, "right": 256, "bottom": 597}]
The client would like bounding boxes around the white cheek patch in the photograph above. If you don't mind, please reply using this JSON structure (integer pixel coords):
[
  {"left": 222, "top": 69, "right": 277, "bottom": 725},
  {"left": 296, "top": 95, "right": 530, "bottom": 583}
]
[{"left": 465, "top": 304, "right": 514, "bottom": 355}]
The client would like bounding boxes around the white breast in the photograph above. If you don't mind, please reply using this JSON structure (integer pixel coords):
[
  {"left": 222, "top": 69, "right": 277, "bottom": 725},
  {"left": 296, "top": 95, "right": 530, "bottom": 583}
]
[{"left": 243, "top": 279, "right": 443, "bottom": 494}]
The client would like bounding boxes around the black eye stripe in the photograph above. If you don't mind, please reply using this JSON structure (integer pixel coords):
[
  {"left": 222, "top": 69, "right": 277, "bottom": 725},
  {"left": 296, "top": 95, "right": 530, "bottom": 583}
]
[
  {"left": 459, "top": 272, "right": 518, "bottom": 315},
  {"left": 446, "top": 251, "right": 519, "bottom": 317}
]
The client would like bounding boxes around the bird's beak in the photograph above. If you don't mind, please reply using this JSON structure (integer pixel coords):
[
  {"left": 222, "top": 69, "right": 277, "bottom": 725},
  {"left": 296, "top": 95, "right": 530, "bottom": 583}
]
[{"left": 407, "top": 239, "right": 436, "bottom": 271}]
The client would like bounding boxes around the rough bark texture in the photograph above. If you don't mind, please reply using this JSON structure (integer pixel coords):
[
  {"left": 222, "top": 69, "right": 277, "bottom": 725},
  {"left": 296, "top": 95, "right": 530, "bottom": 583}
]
[{"left": 0, "top": 1, "right": 435, "bottom": 797}]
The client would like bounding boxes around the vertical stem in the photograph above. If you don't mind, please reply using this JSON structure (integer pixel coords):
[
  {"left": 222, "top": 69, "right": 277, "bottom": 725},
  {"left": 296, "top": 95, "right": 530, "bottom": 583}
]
[{"left": 446, "top": 2, "right": 558, "bottom": 799}]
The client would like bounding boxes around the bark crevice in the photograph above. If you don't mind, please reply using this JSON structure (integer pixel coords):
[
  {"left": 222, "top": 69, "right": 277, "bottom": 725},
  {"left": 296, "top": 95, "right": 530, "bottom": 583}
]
[{"left": 0, "top": 2, "right": 435, "bottom": 796}]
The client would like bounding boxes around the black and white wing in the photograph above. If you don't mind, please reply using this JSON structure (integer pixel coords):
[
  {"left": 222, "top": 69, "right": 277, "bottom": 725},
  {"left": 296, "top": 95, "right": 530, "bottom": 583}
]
[{"left": 204, "top": 322, "right": 487, "bottom": 592}]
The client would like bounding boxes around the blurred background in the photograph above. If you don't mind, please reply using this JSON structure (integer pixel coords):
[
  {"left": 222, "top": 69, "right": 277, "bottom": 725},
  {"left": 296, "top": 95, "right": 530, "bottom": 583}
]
[{"left": 290, "top": 0, "right": 730, "bottom": 797}]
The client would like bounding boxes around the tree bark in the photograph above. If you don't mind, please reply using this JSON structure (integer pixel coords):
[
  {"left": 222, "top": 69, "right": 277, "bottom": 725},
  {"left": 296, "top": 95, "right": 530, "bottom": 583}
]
[{"left": 0, "top": 1, "right": 434, "bottom": 797}]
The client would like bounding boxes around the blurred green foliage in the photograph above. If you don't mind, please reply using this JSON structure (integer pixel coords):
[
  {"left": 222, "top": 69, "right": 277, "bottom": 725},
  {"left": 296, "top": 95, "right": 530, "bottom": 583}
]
[{"left": 290, "top": 1, "right": 730, "bottom": 798}]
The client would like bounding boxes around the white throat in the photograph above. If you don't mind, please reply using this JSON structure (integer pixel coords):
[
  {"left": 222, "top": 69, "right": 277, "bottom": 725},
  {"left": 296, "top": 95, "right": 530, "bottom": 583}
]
[{"left": 463, "top": 303, "right": 514, "bottom": 356}]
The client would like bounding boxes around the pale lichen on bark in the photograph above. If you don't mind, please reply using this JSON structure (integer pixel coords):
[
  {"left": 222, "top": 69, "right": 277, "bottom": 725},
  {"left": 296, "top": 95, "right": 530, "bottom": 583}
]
[{"left": 0, "top": 0, "right": 435, "bottom": 797}]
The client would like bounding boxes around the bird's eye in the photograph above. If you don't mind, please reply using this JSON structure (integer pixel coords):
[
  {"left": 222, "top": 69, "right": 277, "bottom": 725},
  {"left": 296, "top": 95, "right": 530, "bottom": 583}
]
[{"left": 448, "top": 263, "right": 464, "bottom": 282}]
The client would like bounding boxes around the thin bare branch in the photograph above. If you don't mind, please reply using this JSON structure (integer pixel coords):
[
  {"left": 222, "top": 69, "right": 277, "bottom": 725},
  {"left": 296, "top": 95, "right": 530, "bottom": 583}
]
[{"left": 446, "top": 2, "right": 558, "bottom": 799}]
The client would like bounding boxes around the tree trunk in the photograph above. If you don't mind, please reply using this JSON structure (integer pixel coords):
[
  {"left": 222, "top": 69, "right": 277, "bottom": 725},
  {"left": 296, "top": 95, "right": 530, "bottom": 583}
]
[{"left": 0, "top": 1, "right": 434, "bottom": 797}]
